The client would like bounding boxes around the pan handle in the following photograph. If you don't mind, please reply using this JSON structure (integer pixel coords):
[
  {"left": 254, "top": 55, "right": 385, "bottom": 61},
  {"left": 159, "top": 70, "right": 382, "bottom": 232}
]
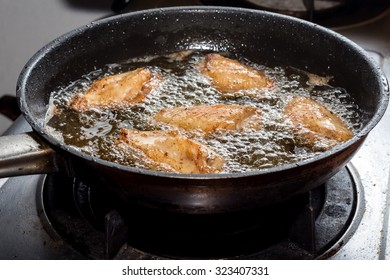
[{"left": 0, "top": 132, "right": 63, "bottom": 178}]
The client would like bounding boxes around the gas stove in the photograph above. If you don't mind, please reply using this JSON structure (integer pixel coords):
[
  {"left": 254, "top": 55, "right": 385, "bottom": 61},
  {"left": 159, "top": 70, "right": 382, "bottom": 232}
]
[{"left": 0, "top": 0, "right": 389, "bottom": 260}]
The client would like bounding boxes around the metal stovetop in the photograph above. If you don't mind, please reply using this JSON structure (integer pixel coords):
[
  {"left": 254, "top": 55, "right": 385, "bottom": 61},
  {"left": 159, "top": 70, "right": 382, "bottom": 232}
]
[
  {"left": 330, "top": 9, "right": 390, "bottom": 259},
  {"left": 0, "top": 0, "right": 390, "bottom": 260}
]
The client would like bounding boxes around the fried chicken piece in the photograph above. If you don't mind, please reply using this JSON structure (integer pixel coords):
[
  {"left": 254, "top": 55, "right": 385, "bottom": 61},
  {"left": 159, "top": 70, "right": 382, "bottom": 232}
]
[
  {"left": 154, "top": 104, "right": 262, "bottom": 134},
  {"left": 69, "top": 68, "right": 160, "bottom": 111},
  {"left": 284, "top": 96, "right": 354, "bottom": 151},
  {"left": 306, "top": 73, "right": 332, "bottom": 86},
  {"left": 201, "top": 53, "right": 274, "bottom": 93},
  {"left": 165, "top": 50, "right": 194, "bottom": 61},
  {"left": 117, "top": 129, "right": 224, "bottom": 174}
]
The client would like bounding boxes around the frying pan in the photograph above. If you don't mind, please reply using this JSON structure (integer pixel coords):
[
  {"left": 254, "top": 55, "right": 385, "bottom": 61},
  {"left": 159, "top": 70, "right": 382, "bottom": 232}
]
[{"left": 0, "top": 7, "right": 388, "bottom": 214}]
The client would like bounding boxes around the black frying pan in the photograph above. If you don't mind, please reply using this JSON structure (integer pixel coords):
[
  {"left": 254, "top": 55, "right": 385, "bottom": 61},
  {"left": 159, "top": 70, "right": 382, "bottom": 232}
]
[{"left": 0, "top": 6, "right": 388, "bottom": 214}]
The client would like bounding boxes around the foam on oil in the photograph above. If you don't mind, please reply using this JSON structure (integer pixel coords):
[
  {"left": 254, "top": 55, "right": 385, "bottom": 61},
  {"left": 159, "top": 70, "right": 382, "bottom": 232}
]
[{"left": 46, "top": 51, "right": 362, "bottom": 173}]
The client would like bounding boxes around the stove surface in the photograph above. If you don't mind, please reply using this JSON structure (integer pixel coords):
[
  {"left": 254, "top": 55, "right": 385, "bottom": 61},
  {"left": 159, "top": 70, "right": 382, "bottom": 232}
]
[
  {"left": 0, "top": 0, "right": 390, "bottom": 260},
  {"left": 332, "top": 10, "right": 390, "bottom": 260}
]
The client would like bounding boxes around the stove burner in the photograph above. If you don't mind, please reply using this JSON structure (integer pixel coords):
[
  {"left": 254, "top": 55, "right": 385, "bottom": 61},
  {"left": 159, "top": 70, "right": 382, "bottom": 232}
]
[
  {"left": 200, "top": 0, "right": 390, "bottom": 28},
  {"left": 234, "top": 0, "right": 348, "bottom": 13},
  {"left": 38, "top": 165, "right": 364, "bottom": 259}
]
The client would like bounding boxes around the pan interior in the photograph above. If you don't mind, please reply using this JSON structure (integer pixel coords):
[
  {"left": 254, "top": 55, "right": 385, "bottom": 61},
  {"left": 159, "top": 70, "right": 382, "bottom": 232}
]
[{"left": 45, "top": 50, "right": 362, "bottom": 173}]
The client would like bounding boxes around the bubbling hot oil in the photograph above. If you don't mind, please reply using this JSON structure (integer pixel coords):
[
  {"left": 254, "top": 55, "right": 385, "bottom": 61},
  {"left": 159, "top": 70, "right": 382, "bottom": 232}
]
[{"left": 46, "top": 51, "right": 363, "bottom": 173}]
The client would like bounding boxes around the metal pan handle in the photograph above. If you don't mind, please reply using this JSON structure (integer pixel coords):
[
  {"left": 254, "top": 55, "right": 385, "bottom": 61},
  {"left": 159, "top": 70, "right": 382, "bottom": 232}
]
[{"left": 0, "top": 132, "right": 62, "bottom": 178}]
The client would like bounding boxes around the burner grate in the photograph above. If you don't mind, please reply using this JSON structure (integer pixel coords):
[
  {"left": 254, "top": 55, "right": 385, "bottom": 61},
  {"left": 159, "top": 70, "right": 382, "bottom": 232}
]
[
  {"left": 38, "top": 165, "right": 364, "bottom": 259},
  {"left": 199, "top": 0, "right": 390, "bottom": 27}
]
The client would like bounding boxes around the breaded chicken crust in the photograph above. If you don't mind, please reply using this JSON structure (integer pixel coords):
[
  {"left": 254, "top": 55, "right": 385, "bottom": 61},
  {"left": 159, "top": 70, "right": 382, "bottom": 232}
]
[
  {"left": 201, "top": 53, "right": 274, "bottom": 93},
  {"left": 69, "top": 68, "right": 161, "bottom": 111},
  {"left": 117, "top": 129, "right": 224, "bottom": 174},
  {"left": 284, "top": 96, "right": 353, "bottom": 150},
  {"left": 155, "top": 104, "right": 262, "bottom": 134}
]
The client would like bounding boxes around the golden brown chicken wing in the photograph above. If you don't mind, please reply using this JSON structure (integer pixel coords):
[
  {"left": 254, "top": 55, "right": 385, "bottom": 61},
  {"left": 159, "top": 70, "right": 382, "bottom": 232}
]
[
  {"left": 284, "top": 96, "right": 354, "bottom": 151},
  {"left": 201, "top": 53, "right": 274, "bottom": 93},
  {"left": 154, "top": 104, "right": 262, "bottom": 134},
  {"left": 117, "top": 129, "right": 224, "bottom": 174},
  {"left": 69, "top": 68, "right": 161, "bottom": 111}
]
